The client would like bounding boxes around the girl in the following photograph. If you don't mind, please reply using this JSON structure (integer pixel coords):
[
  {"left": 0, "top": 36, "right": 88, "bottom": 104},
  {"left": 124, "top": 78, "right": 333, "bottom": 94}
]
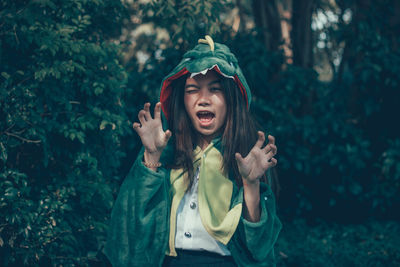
[{"left": 105, "top": 36, "right": 282, "bottom": 267}]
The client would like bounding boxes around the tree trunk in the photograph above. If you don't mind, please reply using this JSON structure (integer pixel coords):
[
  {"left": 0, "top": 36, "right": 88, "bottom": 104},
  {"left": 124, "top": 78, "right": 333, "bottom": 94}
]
[
  {"left": 291, "top": 0, "right": 315, "bottom": 68},
  {"left": 252, "top": 0, "right": 283, "bottom": 52}
]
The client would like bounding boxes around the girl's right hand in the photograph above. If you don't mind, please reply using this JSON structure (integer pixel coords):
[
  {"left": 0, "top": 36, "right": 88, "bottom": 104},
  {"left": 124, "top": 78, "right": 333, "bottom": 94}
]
[{"left": 133, "top": 102, "right": 172, "bottom": 164}]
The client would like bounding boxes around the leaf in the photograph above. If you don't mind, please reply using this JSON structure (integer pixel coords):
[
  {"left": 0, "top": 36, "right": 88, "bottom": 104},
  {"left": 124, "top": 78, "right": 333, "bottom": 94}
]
[
  {"left": 94, "top": 87, "right": 103, "bottom": 95},
  {"left": 0, "top": 142, "right": 7, "bottom": 163},
  {"left": 5, "top": 188, "right": 18, "bottom": 199},
  {"left": 76, "top": 132, "right": 85, "bottom": 144},
  {"left": 99, "top": 120, "right": 107, "bottom": 130},
  {"left": 1, "top": 72, "right": 10, "bottom": 79}
]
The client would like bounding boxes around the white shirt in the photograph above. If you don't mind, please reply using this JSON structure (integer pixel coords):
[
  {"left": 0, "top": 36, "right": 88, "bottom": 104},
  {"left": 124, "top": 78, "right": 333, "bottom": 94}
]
[{"left": 175, "top": 166, "right": 231, "bottom": 255}]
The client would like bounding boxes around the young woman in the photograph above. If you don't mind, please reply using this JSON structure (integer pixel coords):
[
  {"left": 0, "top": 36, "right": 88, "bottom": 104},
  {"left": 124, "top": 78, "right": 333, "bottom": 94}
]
[{"left": 105, "top": 36, "right": 282, "bottom": 267}]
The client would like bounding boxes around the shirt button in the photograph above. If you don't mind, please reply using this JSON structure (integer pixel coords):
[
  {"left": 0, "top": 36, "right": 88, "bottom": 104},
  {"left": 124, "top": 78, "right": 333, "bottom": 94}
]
[
  {"left": 184, "top": 232, "right": 192, "bottom": 238},
  {"left": 190, "top": 202, "right": 196, "bottom": 209}
]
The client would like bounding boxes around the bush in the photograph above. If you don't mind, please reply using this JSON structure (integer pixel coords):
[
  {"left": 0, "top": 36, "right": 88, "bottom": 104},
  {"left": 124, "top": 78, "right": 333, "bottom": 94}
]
[
  {"left": 276, "top": 219, "right": 400, "bottom": 267},
  {"left": 0, "top": 0, "right": 130, "bottom": 265},
  {"left": 222, "top": 29, "right": 400, "bottom": 221}
]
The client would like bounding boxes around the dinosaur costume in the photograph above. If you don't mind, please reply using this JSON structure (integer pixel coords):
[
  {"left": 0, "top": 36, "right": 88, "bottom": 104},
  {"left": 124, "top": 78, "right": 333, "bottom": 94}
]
[{"left": 104, "top": 36, "right": 282, "bottom": 267}]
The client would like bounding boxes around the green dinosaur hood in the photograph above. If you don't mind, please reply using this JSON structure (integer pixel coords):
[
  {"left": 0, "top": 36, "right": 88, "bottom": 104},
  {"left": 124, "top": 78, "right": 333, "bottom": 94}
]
[{"left": 159, "top": 36, "right": 252, "bottom": 120}]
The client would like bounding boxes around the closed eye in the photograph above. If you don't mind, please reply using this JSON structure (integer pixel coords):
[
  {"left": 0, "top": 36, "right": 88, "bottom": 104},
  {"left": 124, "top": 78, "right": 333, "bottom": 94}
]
[
  {"left": 210, "top": 87, "right": 222, "bottom": 92},
  {"left": 185, "top": 88, "right": 198, "bottom": 94}
]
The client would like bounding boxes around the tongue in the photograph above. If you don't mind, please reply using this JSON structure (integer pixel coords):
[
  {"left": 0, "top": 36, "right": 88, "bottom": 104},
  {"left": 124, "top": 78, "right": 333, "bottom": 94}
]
[{"left": 198, "top": 113, "right": 214, "bottom": 122}]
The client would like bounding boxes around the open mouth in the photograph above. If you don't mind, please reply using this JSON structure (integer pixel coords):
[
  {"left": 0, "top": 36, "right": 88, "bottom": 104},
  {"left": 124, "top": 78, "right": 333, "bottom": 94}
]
[{"left": 196, "top": 111, "right": 215, "bottom": 125}]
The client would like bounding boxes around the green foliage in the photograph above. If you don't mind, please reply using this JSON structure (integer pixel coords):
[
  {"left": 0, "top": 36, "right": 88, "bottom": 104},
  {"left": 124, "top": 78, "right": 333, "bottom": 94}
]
[
  {"left": 369, "top": 139, "right": 400, "bottom": 215},
  {"left": 1, "top": 0, "right": 400, "bottom": 265},
  {"left": 221, "top": 1, "right": 400, "bottom": 221},
  {"left": 276, "top": 219, "right": 400, "bottom": 267},
  {"left": 148, "top": 0, "right": 228, "bottom": 48},
  {"left": 0, "top": 0, "right": 130, "bottom": 265}
]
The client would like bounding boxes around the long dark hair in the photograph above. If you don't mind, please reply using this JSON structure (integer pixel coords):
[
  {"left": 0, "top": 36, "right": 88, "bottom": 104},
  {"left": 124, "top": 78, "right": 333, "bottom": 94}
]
[{"left": 167, "top": 72, "right": 279, "bottom": 194}]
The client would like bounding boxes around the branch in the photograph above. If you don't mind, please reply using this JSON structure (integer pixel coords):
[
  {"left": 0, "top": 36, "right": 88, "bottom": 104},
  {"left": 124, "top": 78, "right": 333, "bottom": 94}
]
[
  {"left": 13, "top": 25, "right": 19, "bottom": 45},
  {"left": 3, "top": 124, "right": 15, "bottom": 132},
  {"left": 16, "top": 75, "right": 33, "bottom": 86},
  {"left": 3, "top": 131, "right": 41, "bottom": 144},
  {"left": 0, "top": 6, "right": 28, "bottom": 29}
]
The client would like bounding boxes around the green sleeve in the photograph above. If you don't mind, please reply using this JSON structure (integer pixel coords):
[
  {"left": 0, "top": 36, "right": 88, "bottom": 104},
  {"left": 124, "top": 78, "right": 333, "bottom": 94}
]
[
  {"left": 104, "top": 148, "right": 170, "bottom": 267},
  {"left": 229, "top": 183, "right": 282, "bottom": 267}
]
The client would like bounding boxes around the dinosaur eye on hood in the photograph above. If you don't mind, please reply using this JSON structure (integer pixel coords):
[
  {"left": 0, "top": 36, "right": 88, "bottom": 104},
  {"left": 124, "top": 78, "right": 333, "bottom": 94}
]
[{"left": 159, "top": 36, "right": 252, "bottom": 120}]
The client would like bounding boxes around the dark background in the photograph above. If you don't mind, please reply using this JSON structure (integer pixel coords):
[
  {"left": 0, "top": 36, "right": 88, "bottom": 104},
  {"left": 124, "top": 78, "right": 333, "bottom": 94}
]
[{"left": 1, "top": 0, "right": 399, "bottom": 266}]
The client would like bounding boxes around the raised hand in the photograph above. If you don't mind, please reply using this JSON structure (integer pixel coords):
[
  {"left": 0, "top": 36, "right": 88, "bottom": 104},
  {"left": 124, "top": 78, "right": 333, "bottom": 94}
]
[
  {"left": 235, "top": 131, "right": 277, "bottom": 184},
  {"left": 133, "top": 102, "right": 172, "bottom": 164}
]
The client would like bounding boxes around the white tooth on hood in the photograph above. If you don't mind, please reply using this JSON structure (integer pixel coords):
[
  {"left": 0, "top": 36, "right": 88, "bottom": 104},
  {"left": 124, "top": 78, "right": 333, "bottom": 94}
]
[{"left": 190, "top": 64, "right": 234, "bottom": 79}]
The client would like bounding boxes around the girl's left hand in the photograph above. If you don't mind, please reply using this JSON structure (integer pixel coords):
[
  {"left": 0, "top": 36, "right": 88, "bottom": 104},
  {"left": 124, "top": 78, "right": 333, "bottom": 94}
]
[{"left": 235, "top": 131, "right": 277, "bottom": 184}]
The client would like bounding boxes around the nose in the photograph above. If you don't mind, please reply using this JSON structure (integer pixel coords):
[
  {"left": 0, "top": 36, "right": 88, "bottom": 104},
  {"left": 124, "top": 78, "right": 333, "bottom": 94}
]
[{"left": 198, "top": 88, "right": 211, "bottom": 106}]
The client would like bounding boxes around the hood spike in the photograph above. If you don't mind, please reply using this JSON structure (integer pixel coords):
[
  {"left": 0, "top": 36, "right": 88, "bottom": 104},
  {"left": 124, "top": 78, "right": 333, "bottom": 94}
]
[{"left": 198, "top": 35, "right": 215, "bottom": 51}]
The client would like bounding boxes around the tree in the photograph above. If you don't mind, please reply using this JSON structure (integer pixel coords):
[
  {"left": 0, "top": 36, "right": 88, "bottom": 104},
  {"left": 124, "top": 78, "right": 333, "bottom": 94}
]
[
  {"left": 291, "top": 0, "right": 316, "bottom": 68},
  {"left": 0, "top": 0, "right": 130, "bottom": 265}
]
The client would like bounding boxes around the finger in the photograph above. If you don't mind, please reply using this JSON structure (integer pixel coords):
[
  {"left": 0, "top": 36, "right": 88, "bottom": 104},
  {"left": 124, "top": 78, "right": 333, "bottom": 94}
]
[
  {"left": 235, "top": 152, "right": 244, "bottom": 165},
  {"left": 132, "top": 122, "right": 142, "bottom": 134},
  {"left": 263, "top": 143, "right": 277, "bottom": 154},
  {"left": 262, "top": 158, "right": 277, "bottom": 171},
  {"left": 143, "top": 102, "right": 152, "bottom": 121},
  {"left": 154, "top": 102, "right": 162, "bottom": 120},
  {"left": 267, "top": 135, "right": 275, "bottom": 145},
  {"left": 164, "top": 129, "right": 172, "bottom": 142},
  {"left": 269, "top": 157, "right": 278, "bottom": 167},
  {"left": 265, "top": 148, "right": 277, "bottom": 161},
  {"left": 254, "top": 131, "right": 266, "bottom": 149},
  {"left": 138, "top": 110, "right": 147, "bottom": 125},
  {"left": 271, "top": 144, "right": 277, "bottom": 154},
  {"left": 262, "top": 144, "right": 271, "bottom": 153}
]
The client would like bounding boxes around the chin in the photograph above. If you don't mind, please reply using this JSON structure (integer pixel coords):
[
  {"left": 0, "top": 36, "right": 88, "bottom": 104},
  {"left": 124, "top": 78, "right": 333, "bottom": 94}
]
[
  {"left": 199, "top": 128, "right": 220, "bottom": 138},
  {"left": 198, "top": 131, "right": 213, "bottom": 137}
]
